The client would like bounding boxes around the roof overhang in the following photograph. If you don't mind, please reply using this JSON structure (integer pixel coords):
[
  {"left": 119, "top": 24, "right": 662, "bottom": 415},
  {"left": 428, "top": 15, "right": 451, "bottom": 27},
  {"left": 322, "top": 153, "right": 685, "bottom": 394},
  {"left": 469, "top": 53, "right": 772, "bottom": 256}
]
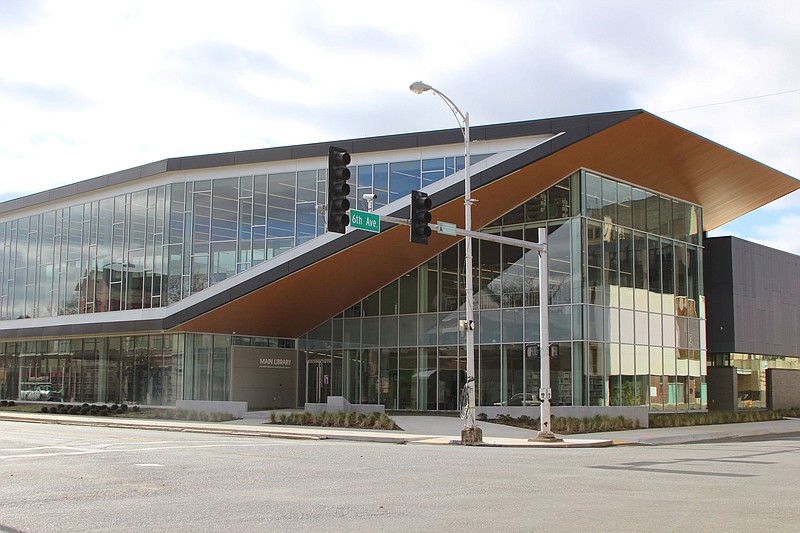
[
  {"left": 3, "top": 110, "right": 796, "bottom": 340},
  {"left": 172, "top": 112, "right": 798, "bottom": 338}
]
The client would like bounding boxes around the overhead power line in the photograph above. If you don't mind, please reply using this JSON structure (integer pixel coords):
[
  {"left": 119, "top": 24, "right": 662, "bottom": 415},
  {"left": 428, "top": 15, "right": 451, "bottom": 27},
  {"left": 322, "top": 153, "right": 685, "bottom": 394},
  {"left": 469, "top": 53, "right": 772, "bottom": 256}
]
[{"left": 658, "top": 88, "right": 800, "bottom": 114}]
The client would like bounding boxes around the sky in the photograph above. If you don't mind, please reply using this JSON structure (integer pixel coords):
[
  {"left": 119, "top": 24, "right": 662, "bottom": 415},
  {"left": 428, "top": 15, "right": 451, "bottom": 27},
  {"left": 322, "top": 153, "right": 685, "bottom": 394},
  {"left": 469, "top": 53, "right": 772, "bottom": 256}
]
[{"left": 1, "top": 0, "right": 799, "bottom": 251}]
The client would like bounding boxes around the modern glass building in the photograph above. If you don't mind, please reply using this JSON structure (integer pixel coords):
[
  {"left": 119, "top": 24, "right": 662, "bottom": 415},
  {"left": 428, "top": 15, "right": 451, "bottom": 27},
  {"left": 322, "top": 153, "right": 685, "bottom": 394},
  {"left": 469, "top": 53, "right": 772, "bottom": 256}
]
[{"left": 1, "top": 110, "right": 797, "bottom": 414}]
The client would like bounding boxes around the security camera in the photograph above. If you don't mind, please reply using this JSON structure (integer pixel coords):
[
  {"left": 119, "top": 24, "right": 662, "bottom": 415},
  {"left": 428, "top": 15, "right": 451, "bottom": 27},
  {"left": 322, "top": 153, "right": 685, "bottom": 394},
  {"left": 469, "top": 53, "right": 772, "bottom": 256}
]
[{"left": 362, "top": 193, "right": 377, "bottom": 200}]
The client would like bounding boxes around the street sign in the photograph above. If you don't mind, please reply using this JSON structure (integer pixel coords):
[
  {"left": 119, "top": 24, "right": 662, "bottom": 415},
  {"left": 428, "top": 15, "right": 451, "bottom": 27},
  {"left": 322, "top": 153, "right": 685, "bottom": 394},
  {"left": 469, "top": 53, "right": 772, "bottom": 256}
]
[
  {"left": 437, "top": 221, "right": 457, "bottom": 236},
  {"left": 349, "top": 209, "right": 380, "bottom": 233}
]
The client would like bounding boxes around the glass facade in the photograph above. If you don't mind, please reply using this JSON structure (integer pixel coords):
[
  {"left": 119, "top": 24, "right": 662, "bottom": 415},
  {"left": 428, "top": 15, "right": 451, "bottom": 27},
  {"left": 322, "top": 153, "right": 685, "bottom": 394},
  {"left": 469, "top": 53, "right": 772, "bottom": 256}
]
[
  {"left": 300, "top": 170, "right": 707, "bottom": 411},
  {"left": 0, "top": 153, "right": 489, "bottom": 320},
  {"left": 0, "top": 333, "right": 293, "bottom": 405},
  {"left": 1, "top": 151, "right": 708, "bottom": 412}
]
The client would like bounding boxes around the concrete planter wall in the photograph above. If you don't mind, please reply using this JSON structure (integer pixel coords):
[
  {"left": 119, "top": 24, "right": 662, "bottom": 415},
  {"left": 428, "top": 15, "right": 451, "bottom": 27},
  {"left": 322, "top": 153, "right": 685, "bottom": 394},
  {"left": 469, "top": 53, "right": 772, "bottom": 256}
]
[
  {"left": 176, "top": 400, "right": 248, "bottom": 419},
  {"left": 305, "top": 396, "right": 385, "bottom": 415}
]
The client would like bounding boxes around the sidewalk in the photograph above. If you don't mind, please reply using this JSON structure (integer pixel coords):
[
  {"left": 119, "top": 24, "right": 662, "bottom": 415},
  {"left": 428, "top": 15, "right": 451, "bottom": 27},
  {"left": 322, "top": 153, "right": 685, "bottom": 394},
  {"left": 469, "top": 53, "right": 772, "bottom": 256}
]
[{"left": 1, "top": 410, "right": 799, "bottom": 447}]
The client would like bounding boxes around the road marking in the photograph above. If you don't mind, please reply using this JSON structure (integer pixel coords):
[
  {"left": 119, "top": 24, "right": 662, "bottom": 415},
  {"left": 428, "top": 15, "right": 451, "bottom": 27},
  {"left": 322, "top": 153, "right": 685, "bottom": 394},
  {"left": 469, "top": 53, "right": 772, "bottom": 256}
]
[
  {"left": 134, "top": 463, "right": 164, "bottom": 467},
  {"left": 0, "top": 440, "right": 325, "bottom": 460}
]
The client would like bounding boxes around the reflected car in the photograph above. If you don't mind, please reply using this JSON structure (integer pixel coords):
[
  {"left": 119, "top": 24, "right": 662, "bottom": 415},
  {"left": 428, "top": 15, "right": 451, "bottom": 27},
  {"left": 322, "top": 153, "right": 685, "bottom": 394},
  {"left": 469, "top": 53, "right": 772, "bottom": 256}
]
[
  {"left": 494, "top": 393, "right": 539, "bottom": 406},
  {"left": 19, "top": 384, "right": 63, "bottom": 402}
]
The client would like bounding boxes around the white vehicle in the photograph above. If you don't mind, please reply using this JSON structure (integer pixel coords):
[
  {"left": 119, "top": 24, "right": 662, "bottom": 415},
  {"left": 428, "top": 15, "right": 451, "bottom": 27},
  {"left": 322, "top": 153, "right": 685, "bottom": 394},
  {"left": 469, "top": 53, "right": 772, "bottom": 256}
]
[{"left": 19, "top": 383, "right": 63, "bottom": 402}]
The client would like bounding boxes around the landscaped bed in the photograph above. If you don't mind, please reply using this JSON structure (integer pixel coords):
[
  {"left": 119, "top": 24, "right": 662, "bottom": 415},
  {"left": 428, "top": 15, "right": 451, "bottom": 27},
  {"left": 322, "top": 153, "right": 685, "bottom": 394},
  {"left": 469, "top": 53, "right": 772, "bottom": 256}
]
[
  {"left": 0, "top": 400, "right": 236, "bottom": 422},
  {"left": 481, "top": 407, "right": 800, "bottom": 434}
]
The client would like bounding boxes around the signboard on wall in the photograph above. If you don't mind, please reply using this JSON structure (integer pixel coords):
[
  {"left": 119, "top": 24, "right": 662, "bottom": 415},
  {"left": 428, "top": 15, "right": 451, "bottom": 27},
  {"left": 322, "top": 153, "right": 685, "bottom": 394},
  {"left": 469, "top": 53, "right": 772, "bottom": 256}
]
[{"left": 231, "top": 346, "right": 297, "bottom": 410}]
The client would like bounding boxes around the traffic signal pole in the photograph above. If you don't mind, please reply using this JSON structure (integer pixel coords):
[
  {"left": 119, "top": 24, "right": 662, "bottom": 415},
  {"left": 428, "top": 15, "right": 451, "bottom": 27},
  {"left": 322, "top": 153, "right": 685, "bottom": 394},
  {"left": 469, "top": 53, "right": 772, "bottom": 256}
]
[{"left": 379, "top": 213, "right": 556, "bottom": 441}]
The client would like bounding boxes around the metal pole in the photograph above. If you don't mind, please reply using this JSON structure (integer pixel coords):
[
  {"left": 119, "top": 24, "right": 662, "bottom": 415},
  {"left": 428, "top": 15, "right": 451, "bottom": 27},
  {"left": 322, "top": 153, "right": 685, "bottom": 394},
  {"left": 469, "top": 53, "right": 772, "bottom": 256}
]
[
  {"left": 537, "top": 227, "right": 558, "bottom": 441},
  {"left": 408, "top": 82, "right": 480, "bottom": 443},
  {"left": 463, "top": 112, "right": 478, "bottom": 431}
]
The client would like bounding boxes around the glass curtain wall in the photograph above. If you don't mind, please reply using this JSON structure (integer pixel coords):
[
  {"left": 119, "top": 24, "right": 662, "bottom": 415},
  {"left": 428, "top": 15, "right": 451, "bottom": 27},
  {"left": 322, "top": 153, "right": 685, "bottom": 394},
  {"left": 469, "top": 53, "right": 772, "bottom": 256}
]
[
  {"left": 0, "top": 334, "right": 183, "bottom": 405},
  {"left": 0, "top": 154, "right": 491, "bottom": 321},
  {"left": 0, "top": 333, "right": 294, "bottom": 404},
  {"left": 300, "top": 170, "right": 706, "bottom": 412}
]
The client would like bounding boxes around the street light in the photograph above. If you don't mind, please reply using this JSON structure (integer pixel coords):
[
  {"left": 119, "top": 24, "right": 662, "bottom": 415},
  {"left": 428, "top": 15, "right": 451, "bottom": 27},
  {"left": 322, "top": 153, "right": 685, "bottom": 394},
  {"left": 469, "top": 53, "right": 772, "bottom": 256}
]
[
  {"left": 409, "top": 81, "right": 481, "bottom": 444},
  {"left": 410, "top": 82, "right": 557, "bottom": 443}
]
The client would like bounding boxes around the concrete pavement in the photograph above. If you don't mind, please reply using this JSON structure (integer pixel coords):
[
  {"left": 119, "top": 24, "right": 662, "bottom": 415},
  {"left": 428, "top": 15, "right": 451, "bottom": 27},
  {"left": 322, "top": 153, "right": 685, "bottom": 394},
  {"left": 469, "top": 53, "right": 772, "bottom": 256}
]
[{"left": 1, "top": 409, "right": 799, "bottom": 447}]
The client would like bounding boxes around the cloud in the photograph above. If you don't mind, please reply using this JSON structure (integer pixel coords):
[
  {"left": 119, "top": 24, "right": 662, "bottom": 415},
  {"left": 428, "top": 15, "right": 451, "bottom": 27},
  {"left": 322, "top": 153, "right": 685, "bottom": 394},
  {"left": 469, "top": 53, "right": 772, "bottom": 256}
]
[
  {"left": 0, "top": 79, "right": 92, "bottom": 111},
  {"left": 1, "top": 0, "right": 800, "bottom": 254},
  {"left": 711, "top": 212, "right": 800, "bottom": 255},
  {"left": 0, "top": 0, "right": 43, "bottom": 30}
]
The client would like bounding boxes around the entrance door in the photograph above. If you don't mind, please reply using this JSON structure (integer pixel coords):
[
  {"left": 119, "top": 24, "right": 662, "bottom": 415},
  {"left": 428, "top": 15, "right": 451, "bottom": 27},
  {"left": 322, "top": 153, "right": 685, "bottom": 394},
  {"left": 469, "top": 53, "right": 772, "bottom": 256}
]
[{"left": 306, "top": 360, "right": 331, "bottom": 404}]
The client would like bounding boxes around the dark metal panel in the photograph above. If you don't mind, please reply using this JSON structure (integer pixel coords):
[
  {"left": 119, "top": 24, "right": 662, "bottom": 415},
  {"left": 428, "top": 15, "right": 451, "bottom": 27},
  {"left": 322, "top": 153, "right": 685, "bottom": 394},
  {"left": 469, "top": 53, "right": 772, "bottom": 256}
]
[
  {"left": 358, "top": 133, "right": 424, "bottom": 152},
  {"left": 178, "top": 153, "right": 236, "bottom": 171},
  {"left": 704, "top": 237, "right": 736, "bottom": 352},
  {"left": 101, "top": 321, "right": 138, "bottom": 335},
  {"left": 21, "top": 191, "right": 53, "bottom": 208},
  {"left": 291, "top": 143, "right": 329, "bottom": 159},
  {"left": 235, "top": 147, "right": 293, "bottom": 165},
  {"left": 0, "top": 198, "right": 25, "bottom": 214},
  {"left": 138, "top": 160, "right": 170, "bottom": 178},
  {"left": 588, "top": 110, "right": 644, "bottom": 134},
  {"left": 77, "top": 176, "right": 109, "bottom": 193},
  {"left": 133, "top": 320, "right": 164, "bottom": 332},
  {"left": 106, "top": 166, "right": 146, "bottom": 187},
  {"left": 716, "top": 236, "right": 800, "bottom": 357}
]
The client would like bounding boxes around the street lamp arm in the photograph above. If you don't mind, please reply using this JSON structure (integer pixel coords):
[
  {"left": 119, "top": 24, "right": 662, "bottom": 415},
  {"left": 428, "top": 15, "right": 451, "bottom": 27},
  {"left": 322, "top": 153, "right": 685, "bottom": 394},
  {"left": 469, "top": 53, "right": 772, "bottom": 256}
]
[
  {"left": 430, "top": 89, "right": 468, "bottom": 136},
  {"left": 409, "top": 82, "right": 467, "bottom": 136}
]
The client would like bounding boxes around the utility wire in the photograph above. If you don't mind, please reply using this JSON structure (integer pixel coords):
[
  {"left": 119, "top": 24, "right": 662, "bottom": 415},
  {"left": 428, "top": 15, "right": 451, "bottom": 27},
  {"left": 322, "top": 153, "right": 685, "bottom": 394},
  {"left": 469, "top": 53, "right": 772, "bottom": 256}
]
[{"left": 658, "top": 88, "right": 800, "bottom": 114}]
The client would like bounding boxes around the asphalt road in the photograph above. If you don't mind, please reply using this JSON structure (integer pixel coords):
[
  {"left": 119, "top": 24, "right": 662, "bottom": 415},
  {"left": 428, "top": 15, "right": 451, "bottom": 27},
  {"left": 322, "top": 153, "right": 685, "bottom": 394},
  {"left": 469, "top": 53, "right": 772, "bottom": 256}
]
[{"left": 1, "top": 421, "right": 799, "bottom": 532}]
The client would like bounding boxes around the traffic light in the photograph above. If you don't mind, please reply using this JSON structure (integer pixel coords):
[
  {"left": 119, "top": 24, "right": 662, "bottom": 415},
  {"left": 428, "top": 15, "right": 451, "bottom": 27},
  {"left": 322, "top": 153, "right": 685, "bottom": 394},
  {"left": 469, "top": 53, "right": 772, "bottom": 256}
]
[
  {"left": 327, "top": 146, "right": 351, "bottom": 233},
  {"left": 410, "top": 190, "right": 432, "bottom": 245}
]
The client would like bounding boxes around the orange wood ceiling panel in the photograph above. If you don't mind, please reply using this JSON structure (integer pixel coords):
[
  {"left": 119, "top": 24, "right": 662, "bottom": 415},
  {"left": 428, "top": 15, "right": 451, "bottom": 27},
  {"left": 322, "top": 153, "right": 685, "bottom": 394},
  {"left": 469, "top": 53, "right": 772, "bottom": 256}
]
[{"left": 172, "top": 113, "right": 798, "bottom": 338}]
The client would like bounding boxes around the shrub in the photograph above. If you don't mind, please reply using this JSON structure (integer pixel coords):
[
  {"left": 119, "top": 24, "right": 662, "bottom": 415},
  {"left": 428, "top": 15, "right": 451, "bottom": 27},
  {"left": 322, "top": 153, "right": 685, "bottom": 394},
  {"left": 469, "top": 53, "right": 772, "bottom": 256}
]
[
  {"left": 7, "top": 401, "right": 14, "bottom": 407},
  {"left": 121, "top": 404, "right": 129, "bottom": 412},
  {"left": 131, "top": 405, "right": 139, "bottom": 412},
  {"left": 41, "top": 406, "right": 49, "bottom": 413},
  {"left": 49, "top": 406, "right": 58, "bottom": 414},
  {"left": 0, "top": 400, "right": 7, "bottom": 407},
  {"left": 321, "top": 411, "right": 333, "bottom": 427},
  {"left": 269, "top": 411, "right": 277, "bottom": 423},
  {"left": 377, "top": 413, "right": 398, "bottom": 430}
]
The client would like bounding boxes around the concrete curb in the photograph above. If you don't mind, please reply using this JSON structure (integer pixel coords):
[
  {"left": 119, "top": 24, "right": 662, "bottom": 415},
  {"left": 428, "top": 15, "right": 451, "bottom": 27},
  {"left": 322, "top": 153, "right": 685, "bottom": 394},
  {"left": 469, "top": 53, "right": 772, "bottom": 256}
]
[
  {"left": 3, "top": 412, "right": 798, "bottom": 448},
  {"left": 0, "top": 412, "right": 612, "bottom": 447}
]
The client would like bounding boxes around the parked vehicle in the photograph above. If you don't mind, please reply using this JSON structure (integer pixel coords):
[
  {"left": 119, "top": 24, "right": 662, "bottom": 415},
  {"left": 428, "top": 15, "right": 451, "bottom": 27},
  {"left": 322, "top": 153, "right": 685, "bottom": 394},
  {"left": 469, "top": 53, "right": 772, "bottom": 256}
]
[
  {"left": 494, "top": 393, "right": 539, "bottom": 406},
  {"left": 19, "top": 383, "right": 63, "bottom": 402}
]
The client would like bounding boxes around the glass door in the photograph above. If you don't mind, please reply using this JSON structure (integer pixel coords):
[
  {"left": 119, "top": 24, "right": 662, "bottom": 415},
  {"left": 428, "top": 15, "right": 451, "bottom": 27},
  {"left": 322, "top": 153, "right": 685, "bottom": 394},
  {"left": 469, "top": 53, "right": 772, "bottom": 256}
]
[{"left": 306, "top": 359, "right": 331, "bottom": 404}]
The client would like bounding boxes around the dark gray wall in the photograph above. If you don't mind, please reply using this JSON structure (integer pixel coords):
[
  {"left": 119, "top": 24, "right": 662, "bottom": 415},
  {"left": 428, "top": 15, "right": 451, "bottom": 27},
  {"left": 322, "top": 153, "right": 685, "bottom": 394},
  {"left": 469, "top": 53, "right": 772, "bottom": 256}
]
[
  {"left": 231, "top": 346, "right": 298, "bottom": 409},
  {"left": 707, "top": 366, "right": 737, "bottom": 411},
  {"left": 766, "top": 368, "right": 800, "bottom": 410},
  {"left": 705, "top": 237, "right": 800, "bottom": 357}
]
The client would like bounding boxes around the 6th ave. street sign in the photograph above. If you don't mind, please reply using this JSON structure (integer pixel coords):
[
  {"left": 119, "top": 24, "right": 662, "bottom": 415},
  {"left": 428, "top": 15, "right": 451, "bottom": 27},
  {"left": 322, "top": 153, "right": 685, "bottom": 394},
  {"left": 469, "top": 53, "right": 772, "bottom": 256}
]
[{"left": 349, "top": 209, "right": 380, "bottom": 233}]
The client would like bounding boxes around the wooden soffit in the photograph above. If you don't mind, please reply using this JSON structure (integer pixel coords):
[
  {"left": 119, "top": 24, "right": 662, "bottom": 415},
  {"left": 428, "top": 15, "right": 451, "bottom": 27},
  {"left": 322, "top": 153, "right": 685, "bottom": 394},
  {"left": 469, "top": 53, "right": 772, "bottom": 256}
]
[{"left": 172, "top": 112, "right": 798, "bottom": 338}]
